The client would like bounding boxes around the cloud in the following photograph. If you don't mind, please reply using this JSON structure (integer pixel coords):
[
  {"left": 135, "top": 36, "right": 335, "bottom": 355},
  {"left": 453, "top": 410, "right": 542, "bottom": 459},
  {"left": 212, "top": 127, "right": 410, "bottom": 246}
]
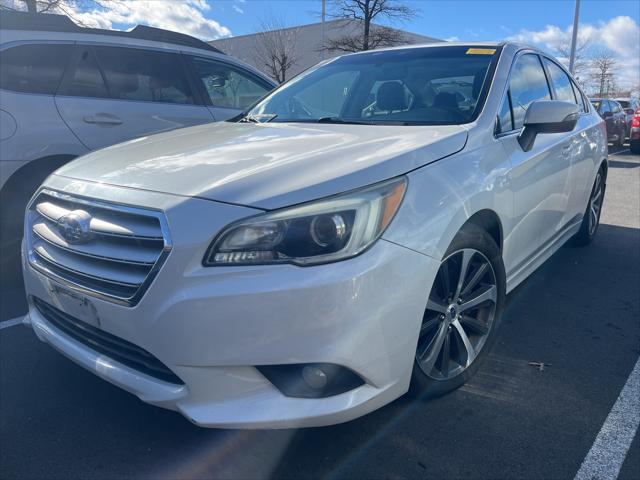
[
  {"left": 58, "top": 0, "right": 231, "bottom": 40},
  {"left": 508, "top": 16, "right": 640, "bottom": 90},
  {"left": 445, "top": 36, "right": 460, "bottom": 42},
  {"left": 232, "top": 4, "right": 244, "bottom": 14}
]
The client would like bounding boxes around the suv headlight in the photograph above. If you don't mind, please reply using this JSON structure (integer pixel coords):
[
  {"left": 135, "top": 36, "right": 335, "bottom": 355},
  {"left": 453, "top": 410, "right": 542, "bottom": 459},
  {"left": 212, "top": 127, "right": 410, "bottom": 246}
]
[{"left": 203, "top": 177, "right": 407, "bottom": 266}]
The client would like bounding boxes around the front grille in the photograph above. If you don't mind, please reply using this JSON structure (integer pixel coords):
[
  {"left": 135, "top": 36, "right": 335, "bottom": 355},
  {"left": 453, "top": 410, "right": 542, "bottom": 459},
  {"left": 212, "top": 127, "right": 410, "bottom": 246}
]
[
  {"left": 26, "top": 189, "right": 171, "bottom": 306},
  {"left": 33, "top": 297, "right": 184, "bottom": 385}
]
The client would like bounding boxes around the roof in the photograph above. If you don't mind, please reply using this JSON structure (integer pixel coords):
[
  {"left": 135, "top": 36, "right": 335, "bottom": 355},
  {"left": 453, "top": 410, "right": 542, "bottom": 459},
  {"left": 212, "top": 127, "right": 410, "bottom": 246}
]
[{"left": 0, "top": 10, "right": 224, "bottom": 54}]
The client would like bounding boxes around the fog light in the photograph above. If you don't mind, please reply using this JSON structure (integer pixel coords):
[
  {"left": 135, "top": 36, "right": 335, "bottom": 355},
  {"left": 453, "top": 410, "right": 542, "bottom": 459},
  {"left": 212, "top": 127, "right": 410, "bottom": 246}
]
[
  {"left": 302, "top": 365, "right": 328, "bottom": 389},
  {"left": 256, "top": 363, "right": 364, "bottom": 398}
]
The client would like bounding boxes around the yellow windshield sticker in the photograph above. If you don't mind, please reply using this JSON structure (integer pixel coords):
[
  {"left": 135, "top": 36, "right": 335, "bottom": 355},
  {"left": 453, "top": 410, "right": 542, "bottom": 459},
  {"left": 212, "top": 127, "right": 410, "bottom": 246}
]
[{"left": 466, "top": 48, "right": 496, "bottom": 55}]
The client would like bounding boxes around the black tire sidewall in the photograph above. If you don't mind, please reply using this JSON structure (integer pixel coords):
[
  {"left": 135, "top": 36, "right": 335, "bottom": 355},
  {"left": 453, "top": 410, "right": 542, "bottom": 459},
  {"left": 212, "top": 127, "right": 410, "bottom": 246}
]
[
  {"left": 573, "top": 167, "right": 606, "bottom": 246},
  {"left": 409, "top": 224, "right": 506, "bottom": 399}
]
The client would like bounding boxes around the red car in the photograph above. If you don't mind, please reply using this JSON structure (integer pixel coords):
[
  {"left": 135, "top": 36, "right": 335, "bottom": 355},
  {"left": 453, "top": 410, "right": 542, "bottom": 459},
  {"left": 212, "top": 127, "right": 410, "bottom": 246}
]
[{"left": 630, "top": 110, "right": 640, "bottom": 154}]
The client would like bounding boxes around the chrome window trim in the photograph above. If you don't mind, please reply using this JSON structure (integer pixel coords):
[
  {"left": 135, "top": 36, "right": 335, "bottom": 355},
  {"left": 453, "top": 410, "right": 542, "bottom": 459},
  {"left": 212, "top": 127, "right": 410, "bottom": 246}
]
[{"left": 25, "top": 188, "right": 172, "bottom": 307}]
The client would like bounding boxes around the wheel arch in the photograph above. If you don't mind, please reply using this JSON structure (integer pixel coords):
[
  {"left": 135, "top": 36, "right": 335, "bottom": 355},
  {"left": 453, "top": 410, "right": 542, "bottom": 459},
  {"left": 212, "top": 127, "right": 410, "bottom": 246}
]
[
  {"left": 458, "top": 209, "right": 504, "bottom": 252},
  {"left": 1, "top": 154, "right": 77, "bottom": 198}
]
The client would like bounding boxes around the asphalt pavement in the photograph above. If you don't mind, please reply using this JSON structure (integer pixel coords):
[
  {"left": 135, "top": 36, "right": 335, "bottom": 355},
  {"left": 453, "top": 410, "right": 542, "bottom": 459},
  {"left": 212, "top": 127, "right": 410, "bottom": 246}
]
[{"left": 1, "top": 147, "right": 639, "bottom": 480}]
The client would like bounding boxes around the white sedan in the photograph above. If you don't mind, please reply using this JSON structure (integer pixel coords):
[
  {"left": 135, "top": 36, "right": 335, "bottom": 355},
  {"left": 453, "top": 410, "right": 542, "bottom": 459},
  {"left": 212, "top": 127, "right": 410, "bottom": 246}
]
[{"left": 22, "top": 42, "right": 607, "bottom": 428}]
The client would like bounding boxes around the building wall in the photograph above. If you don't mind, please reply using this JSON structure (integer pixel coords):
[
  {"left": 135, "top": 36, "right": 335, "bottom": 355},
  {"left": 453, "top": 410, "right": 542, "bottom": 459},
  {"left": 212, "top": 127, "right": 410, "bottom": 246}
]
[{"left": 210, "top": 19, "right": 442, "bottom": 82}]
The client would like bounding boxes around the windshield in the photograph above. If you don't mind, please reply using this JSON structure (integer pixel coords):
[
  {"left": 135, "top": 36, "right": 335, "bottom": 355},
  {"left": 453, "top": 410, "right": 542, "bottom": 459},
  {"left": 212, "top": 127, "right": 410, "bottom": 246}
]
[{"left": 247, "top": 46, "right": 500, "bottom": 125}]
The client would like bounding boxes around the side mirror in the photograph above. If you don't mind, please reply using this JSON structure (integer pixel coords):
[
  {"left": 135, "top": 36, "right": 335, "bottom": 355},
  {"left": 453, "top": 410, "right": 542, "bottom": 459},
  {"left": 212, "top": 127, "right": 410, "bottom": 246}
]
[
  {"left": 603, "top": 110, "right": 613, "bottom": 118},
  {"left": 518, "top": 100, "right": 579, "bottom": 152},
  {"left": 625, "top": 108, "right": 634, "bottom": 115}
]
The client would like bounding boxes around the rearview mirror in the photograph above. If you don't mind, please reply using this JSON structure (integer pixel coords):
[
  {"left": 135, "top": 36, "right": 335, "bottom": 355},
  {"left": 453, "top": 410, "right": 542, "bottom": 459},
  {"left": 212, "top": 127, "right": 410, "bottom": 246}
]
[
  {"left": 208, "top": 74, "right": 227, "bottom": 88},
  {"left": 518, "top": 100, "right": 579, "bottom": 152}
]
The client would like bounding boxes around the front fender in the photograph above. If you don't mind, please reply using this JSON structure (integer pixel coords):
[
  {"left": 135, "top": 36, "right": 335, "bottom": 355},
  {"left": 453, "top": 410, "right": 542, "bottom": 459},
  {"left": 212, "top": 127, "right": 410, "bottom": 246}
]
[{"left": 382, "top": 142, "right": 512, "bottom": 262}]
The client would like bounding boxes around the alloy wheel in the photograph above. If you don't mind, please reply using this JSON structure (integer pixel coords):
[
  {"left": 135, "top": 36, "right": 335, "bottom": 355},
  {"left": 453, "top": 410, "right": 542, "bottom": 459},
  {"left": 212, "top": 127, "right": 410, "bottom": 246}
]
[
  {"left": 416, "top": 248, "right": 497, "bottom": 381},
  {"left": 588, "top": 172, "right": 604, "bottom": 236}
]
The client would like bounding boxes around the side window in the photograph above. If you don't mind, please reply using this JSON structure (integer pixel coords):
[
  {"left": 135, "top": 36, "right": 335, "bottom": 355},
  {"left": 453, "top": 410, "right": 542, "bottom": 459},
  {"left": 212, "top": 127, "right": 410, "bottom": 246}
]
[
  {"left": 601, "top": 101, "right": 611, "bottom": 114},
  {"left": 509, "top": 54, "right": 551, "bottom": 129},
  {"left": 190, "top": 57, "right": 271, "bottom": 109},
  {"left": 93, "top": 46, "right": 195, "bottom": 104},
  {"left": 543, "top": 58, "right": 577, "bottom": 104},
  {"left": 570, "top": 81, "right": 586, "bottom": 113},
  {"left": 58, "top": 46, "right": 109, "bottom": 98},
  {"left": 0, "top": 43, "right": 74, "bottom": 94},
  {"left": 497, "top": 90, "right": 514, "bottom": 133}
]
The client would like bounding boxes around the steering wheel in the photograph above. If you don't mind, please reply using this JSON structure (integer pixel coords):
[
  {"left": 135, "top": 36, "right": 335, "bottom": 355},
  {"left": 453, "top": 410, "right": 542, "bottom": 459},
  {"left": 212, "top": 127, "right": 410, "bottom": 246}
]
[{"left": 288, "top": 97, "right": 313, "bottom": 118}]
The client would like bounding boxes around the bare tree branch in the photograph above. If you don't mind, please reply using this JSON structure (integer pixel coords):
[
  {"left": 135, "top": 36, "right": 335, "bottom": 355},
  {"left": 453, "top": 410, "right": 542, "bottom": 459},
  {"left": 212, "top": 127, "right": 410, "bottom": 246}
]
[
  {"left": 251, "top": 17, "right": 300, "bottom": 84},
  {"left": 325, "top": 0, "right": 416, "bottom": 52},
  {"left": 555, "top": 36, "right": 591, "bottom": 81},
  {"left": 590, "top": 49, "right": 619, "bottom": 98}
]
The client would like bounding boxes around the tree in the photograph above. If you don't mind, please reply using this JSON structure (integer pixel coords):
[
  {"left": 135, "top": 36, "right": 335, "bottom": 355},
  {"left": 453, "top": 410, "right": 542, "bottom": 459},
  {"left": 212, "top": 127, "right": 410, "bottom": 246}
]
[
  {"left": 251, "top": 17, "right": 300, "bottom": 84},
  {"left": 325, "top": 0, "right": 416, "bottom": 53},
  {"left": 590, "top": 50, "right": 618, "bottom": 98},
  {"left": 0, "top": 0, "right": 109, "bottom": 26},
  {"left": 555, "top": 36, "right": 591, "bottom": 84}
]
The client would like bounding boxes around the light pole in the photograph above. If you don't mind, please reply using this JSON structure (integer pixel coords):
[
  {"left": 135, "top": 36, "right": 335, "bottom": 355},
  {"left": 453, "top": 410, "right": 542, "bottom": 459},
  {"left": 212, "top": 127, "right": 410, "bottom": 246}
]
[
  {"left": 321, "top": 0, "right": 326, "bottom": 59},
  {"left": 569, "top": 0, "right": 580, "bottom": 74}
]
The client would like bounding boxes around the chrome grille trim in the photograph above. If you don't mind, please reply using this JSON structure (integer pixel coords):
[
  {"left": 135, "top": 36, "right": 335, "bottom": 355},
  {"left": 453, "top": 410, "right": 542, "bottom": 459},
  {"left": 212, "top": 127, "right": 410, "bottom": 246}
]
[{"left": 26, "top": 189, "right": 172, "bottom": 307}]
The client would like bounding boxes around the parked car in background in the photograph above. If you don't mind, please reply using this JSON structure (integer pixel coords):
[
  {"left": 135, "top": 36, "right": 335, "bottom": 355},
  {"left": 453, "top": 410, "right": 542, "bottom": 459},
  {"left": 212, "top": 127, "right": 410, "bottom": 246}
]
[
  {"left": 590, "top": 98, "right": 627, "bottom": 147},
  {"left": 0, "top": 11, "right": 275, "bottom": 281},
  {"left": 22, "top": 42, "right": 607, "bottom": 428},
  {"left": 614, "top": 98, "right": 639, "bottom": 134},
  {"left": 630, "top": 111, "right": 640, "bottom": 153}
]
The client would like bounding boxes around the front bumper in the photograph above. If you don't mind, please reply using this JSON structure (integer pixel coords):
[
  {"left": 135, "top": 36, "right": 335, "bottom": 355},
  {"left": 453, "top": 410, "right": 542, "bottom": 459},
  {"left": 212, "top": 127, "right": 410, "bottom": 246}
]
[{"left": 23, "top": 179, "right": 439, "bottom": 428}]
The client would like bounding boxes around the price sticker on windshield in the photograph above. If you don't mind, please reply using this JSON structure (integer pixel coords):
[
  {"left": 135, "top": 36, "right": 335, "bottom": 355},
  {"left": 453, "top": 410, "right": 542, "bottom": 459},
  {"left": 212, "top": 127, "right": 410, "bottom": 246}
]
[{"left": 466, "top": 48, "right": 496, "bottom": 55}]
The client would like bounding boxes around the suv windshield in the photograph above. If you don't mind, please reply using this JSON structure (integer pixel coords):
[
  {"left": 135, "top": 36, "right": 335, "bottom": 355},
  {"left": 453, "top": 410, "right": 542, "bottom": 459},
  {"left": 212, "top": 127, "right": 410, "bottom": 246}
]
[{"left": 247, "top": 46, "right": 500, "bottom": 125}]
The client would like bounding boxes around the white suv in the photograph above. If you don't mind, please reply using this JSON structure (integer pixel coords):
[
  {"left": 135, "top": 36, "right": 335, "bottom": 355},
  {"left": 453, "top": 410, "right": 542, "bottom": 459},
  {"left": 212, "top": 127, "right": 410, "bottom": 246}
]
[
  {"left": 22, "top": 42, "right": 607, "bottom": 428},
  {"left": 0, "top": 11, "right": 274, "bottom": 279}
]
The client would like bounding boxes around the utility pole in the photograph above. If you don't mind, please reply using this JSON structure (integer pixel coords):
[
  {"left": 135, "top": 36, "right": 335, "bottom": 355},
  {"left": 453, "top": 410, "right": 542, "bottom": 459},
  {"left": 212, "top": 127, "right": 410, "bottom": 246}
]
[
  {"left": 321, "top": 0, "right": 326, "bottom": 59},
  {"left": 569, "top": 0, "right": 580, "bottom": 74}
]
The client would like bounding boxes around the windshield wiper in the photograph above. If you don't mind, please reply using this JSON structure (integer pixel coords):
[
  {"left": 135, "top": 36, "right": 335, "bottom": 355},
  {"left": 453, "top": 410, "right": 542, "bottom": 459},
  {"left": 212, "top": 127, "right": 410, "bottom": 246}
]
[
  {"left": 239, "top": 113, "right": 278, "bottom": 123},
  {"left": 316, "top": 117, "right": 412, "bottom": 126},
  {"left": 316, "top": 117, "right": 374, "bottom": 125}
]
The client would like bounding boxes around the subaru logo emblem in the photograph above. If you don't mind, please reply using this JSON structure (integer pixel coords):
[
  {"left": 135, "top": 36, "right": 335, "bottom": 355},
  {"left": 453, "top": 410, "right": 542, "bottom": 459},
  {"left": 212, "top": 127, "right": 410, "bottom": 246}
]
[{"left": 57, "top": 210, "right": 93, "bottom": 244}]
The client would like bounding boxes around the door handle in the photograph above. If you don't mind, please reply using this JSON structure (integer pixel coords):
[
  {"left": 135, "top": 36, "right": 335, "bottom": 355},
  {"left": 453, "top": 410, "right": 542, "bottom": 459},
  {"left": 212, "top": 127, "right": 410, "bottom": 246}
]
[
  {"left": 83, "top": 114, "right": 123, "bottom": 126},
  {"left": 561, "top": 144, "right": 572, "bottom": 157}
]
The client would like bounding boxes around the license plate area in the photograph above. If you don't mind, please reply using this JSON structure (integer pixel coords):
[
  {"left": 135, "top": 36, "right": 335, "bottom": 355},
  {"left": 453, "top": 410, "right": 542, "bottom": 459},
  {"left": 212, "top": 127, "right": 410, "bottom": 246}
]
[{"left": 48, "top": 284, "right": 100, "bottom": 328}]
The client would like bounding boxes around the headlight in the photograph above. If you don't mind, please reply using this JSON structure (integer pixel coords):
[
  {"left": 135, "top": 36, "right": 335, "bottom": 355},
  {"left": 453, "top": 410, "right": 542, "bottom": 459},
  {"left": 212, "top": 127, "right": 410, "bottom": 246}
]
[{"left": 204, "top": 177, "right": 407, "bottom": 266}]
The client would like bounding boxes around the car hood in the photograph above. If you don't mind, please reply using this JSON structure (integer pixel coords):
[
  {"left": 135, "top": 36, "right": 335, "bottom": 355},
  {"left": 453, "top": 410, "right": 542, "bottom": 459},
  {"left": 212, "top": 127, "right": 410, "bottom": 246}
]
[{"left": 55, "top": 121, "right": 468, "bottom": 210}]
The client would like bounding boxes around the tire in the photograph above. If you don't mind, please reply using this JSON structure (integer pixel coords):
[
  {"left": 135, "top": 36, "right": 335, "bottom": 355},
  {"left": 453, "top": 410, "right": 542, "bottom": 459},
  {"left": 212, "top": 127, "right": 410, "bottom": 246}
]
[
  {"left": 409, "top": 224, "right": 506, "bottom": 399},
  {"left": 614, "top": 129, "right": 624, "bottom": 148},
  {"left": 573, "top": 167, "right": 606, "bottom": 246}
]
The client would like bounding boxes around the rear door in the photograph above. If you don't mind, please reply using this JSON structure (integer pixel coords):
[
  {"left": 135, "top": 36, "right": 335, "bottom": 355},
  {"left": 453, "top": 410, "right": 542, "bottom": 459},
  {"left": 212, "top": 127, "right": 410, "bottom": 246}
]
[
  {"left": 496, "top": 53, "right": 572, "bottom": 271},
  {"left": 55, "top": 45, "right": 214, "bottom": 151},
  {"left": 185, "top": 55, "right": 274, "bottom": 121}
]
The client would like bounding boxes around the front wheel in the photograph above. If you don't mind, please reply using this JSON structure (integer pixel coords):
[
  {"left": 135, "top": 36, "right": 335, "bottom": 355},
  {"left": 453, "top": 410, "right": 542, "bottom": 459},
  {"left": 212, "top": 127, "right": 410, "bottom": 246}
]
[{"left": 410, "top": 225, "right": 506, "bottom": 398}]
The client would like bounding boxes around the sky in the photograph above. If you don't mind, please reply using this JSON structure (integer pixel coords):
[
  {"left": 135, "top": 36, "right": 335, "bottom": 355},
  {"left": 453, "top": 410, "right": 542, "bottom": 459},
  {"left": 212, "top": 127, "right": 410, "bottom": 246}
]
[{"left": 4, "top": 0, "right": 639, "bottom": 89}]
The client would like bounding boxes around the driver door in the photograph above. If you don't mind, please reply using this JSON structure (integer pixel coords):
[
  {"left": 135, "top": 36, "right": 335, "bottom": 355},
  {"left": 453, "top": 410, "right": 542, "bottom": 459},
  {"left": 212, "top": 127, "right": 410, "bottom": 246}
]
[{"left": 496, "top": 53, "right": 573, "bottom": 272}]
